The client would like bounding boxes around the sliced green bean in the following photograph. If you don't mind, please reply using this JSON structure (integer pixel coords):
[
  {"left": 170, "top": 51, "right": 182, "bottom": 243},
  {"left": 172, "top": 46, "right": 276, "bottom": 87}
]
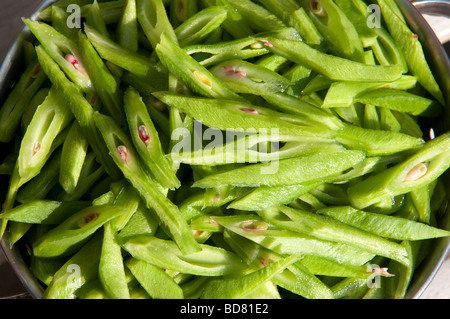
[
  {"left": 32, "top": 204, "right": 128, "bottom": 258},
  {"left": 348, "top": 132, "right": 450, "bottom": 209},
  {"left": 94, "top": 112, "right": 201, "bottom": 255},
  {"left": 78, "top": 31, "right": 126, "bottom": 126},
  {"left": 321, "top": 75, "right": 417, "bottom": 108},
  {"left": 99, "top": 222, "right": 130, "bottom": 299},
  {"left": 35, "top": 45, "right": 122, "bottom": 180},
  {"left": 0, "top": 200, "right": 90, "bottom": 225},
  {"left": 84, "top": 24, "right": 168, "bottom": 91},
  {"left": 185, "top": 37, "right": 269, "bottom": 67},
  {"left": 119, "top": 235, "right": 248, "bottom": 276},
  {"left": 42, "top": 232, "right": 103, "bottom": 299},
  {"left": 126, "top": 257, "right": 184, "bottom": 299},
  {"left": 377, "top": 0, "right": 445, "bottom": 104},
  {"left": 58, "top": 152, "right": 105, "bottom": 202},
  {"left": 155, "top": 92, "right": 337, "bottom": 137},
  {"left": 212, "top": 214, "right": 376, "bottom": 266},
  {"left": 0, "top": 59, "right": 47, "bottom": 143},
  {"left": 124, "top": 87, "right": 180, "bottom": 190},
  {"left": 59, "top": 122, "right": 89, "bottom": 195},
  {"left": 299, "top": 0, "right": 365, "bottom": 62},
  {"left": 223, "top": 229, "right": 335, "bottom": 299},
  {"left": 175, "top": 6, "right": 228, "bottom": 47},
  {"left": 24, "top": 19, "right": 93, "bottom": 93},
  {"left": 336, "top": 123, "right": 424, "bottom": 156},
  {"left": 209, "top": 59, "right": 292, "bottom": 95},
  {"left": 259, "top": 205, "right": 410, "bottom": 266},
  {"left": 222, "top": 0, "right": 286, "bottom": 32},
  {"left": 255, "top": 36, "right": 402, "bottom": 82},
  {"left": 137, "top": 0, "right": 178, "bottom": 48},
  {"left": 318, "top": 206, "right": 450, "bottom": 241},
  {"left": 193, "top": 150, "right": 365, "bottom": 188},
  {"left": 355, "top": 89, "right": 442, "bottom": 118},
  {"left": 200, "top": 254, "right": 298, "bottom": 299},
  {"left": 155, "top": 33, "right": 243, "bottom": 100},
  {"left": 17, "top": 87, "right": 73, "bottom": 183}
]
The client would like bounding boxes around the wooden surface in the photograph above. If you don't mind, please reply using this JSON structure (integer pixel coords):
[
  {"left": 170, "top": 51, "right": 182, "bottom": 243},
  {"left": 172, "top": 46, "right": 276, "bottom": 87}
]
[{"left": 0, "top": 0, "right": 449, "bottom": 299}]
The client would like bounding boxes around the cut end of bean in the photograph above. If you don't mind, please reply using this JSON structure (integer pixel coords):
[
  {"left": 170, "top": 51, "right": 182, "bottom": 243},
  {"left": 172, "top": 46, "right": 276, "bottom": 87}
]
[{"left": 404, "top": 163, "right": 428, "bottom": 182}]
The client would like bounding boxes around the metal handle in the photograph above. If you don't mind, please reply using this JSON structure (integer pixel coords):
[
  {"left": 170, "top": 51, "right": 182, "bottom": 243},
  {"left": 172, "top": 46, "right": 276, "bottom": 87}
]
[{"left": 412, "top": 0, "right": 450, "bottom": 43}]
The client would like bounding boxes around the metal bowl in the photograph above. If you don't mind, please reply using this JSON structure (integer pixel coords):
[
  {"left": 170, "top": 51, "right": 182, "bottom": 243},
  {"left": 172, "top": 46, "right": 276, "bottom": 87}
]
[{"left": 0, "top": 0, "right": 449, "bottom": 299}]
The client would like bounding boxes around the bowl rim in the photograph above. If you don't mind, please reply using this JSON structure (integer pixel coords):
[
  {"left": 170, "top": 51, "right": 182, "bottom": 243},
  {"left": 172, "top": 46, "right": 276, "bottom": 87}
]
[{"left": 0, "top": 0, "right": 449, "bottom": 299}]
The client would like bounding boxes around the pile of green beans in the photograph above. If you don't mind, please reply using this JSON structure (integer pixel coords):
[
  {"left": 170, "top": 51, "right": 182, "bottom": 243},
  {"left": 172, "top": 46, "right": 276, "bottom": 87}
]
[{"left": 0, "top": 0, "right": 449, "bottom": 299}]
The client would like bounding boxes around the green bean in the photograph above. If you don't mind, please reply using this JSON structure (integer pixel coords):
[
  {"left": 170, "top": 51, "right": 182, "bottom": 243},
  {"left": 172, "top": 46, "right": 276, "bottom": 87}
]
[
  {"left": 299, "top": 0, "right": 365, "bottom": 62},
  {"left": 170, "top": 0, "right": 198, "bottom": 28},
  {"left": 175, "top": 6, "right": 228, "bottom": 47},
  {"left": 321, "top": 75, "right": 417, "bottom": 108},
  {"left": 124, "top": 87, "right": 180, "bottom": 190},
  {"left": 51, "top": 5, "right": 78, "bottom": 40},
  {"left": 355, "top": 89, "right": 442, "bottom": 118},
  {"left": 119, "top": 235, "right": 248, "bottom": 276},
  {"left": 223, "top": 229, "right": 335, "bottom": 298},
  {"left": 17, "top": 87, "right": 73, "bottom": 183},
  {"left": 155, "top": 33, "right": 243, "bottom": 100},
  {"left": 228, "top": 182, "right": 321, "bottom": 211},
  {"left": 137, "top": 0, "right": 178, "bottom": 48},
  {"left": 35, "top": 45, "right": 122, "bottom": 180},
  {"left": 16, "top": 149, "right": 62, "bottom": 204},
  {"left": 116, "top": 202, "right": 160, "bottom": 243},
  {"left": 99, "top": 222, "right": 130, "bottom": 299},
  {"left": 376, "top": 0, "right": 445, "bottom": 104},
  {"left": 336, "top": 123, "right": 424, "bottom": 156},
  {"left": 193, "top": 150, "right": 365, "bottom": 188},
  {"left": 32, "top": 204, "right": 128, "bottom": 258},
  {"left": 255, "top": 36, "right": 402, "bottom": 82},
  {"left": 348, "top": 132, "right": 450, "bottom": 209},
  {"left": 21, "top": 88, "right": 50, "bottom": 132},
  {"left": 318, "top": 206, "right": 450, "bottom": 241},
  {"left": 24, "top": 19, "right": 93, "bottom": 94},
  {"left": 260, "top": 205, "right": 410, "bottom": 265},
  {"left": 262, "top": 92, "right": 344, "bottom": 131},
  {"left": 222, "top": 0, "right": 286, "bottom": 32},
  {"left": 117, "top": 0, "right": 138, "bottom": 52},
  {"left": 42, "top": 231, "right": 103, "bottom": 299},
  {"left": 213, "top": 214, "right": 376, "bottom": 266},
  {"left": 59, "top": 122, "right": 89, "bottom": 195},
  {"left": 84, "top": 24, "right": 168, "bottom": 91},
  {"left": 0, "top": 200, "right": 90, "bottom": 225},
  {"left": 209, "top": 59, "right": 292, "bottom": 95},
  {"left": 155, "top": 92, "right": 336, "bottom": 137},
  {"left": 200, "top": 254, "right": 298, "bottom": 299},
  {"left": 185, "top": 37, "right": 270, "bottom": 67},
  {"left": 0, "top": 58, "right": 47, "bottom": 143},
  {"left": 78, "top": 32, "right": 126, "bottom": 126},
  {"left": 94, "top": 112, "right": 201, "bottom": 255},
  {"left": 58, "top": 152, "right": 105, "bottom": 202},
  {"left": 126, "top": 257, "right": 184, "bottom": 299}
]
